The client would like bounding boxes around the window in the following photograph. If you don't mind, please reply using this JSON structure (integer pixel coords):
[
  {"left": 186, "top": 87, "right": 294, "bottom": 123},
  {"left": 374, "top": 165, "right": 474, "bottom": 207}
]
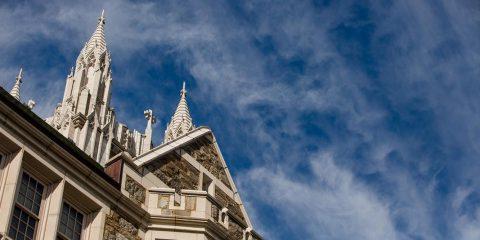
[
  {"left": 57, "top": 202, "right": 84, "bottom": 240},
  {"left": 8, "top": 172, "right": 44, "bottom": 240}
]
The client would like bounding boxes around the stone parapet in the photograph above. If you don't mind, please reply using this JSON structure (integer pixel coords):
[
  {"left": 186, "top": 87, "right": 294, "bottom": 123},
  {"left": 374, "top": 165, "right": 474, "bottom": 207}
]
[{"left": 148, "top": 188, "right": 208, "bottom": 218}]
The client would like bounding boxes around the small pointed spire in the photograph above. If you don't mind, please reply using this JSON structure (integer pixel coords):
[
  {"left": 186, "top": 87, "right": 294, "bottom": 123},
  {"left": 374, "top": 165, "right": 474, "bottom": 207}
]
[
  {"left": 83, "top": 10, "right": 107, "bottom": 54},
  {"left": 10, "top": 68, "right": 23, "bottom": 101},
  {"left": 164, "top": 82, "right": 195, "bottom": 143}
]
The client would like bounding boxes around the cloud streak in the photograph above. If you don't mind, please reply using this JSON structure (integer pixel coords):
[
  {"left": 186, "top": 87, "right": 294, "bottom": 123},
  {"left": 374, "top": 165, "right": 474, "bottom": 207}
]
[{"left": 1, "top": 0, "right": 480, "bottom": 239}]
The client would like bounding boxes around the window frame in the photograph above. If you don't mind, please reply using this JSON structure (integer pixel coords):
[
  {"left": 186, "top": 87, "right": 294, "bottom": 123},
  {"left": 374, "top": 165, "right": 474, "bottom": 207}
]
[
  {"left": 56, "top": 200, "right": 86, "bottom": 240},
  {"left": 8, "top": 170, "right": 46, "bottom": 240}
]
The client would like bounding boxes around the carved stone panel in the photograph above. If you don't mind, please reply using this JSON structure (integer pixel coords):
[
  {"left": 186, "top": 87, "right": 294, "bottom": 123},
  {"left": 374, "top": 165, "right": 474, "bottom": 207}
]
[
  {"left": 215, "top": 187, "right": 245, "bottom": 221},
  {"left": 103, "top": 211, "right": 141, "bottom": 240},
  {"left": 158, "top": 194, "right": 173, "bottom": 216},
  {"left": 124, "top": 175, "right": 146, "bottom": 205},
  {"left": 185, "top": 140, "right": 231, "bottom": 189},
  {"left": 157, "top": 194, "right": 197, "bottom": 217},
  {"left": 185, "top": 196, "right": 196, "bottom": 211},
  {"left": 146, "top": 153, "right": 199, "bottom": 192}
]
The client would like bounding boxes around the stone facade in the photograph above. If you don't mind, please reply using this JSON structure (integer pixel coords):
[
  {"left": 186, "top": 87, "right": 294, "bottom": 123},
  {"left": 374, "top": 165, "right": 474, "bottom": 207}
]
[
  {"left": 103, "top": 211, "right": 141, "bottom": 240},
  {"left": 146, "top": 154, "right": 199, "bottom": 192},
  {"left": 125, "top": 175, "right": 146, "bottom": 204},
  {"left": 186, "top": 140, "right": 231, "bottom": 189}
]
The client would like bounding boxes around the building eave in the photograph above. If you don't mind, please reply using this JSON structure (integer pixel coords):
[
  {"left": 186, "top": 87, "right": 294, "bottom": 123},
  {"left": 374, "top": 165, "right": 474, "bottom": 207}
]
[
  {"left": 0, "top": 87, "right": 120, "bottom": 188},
  {"left": 133, "top": 127, "right": 211, "bottom": 166}
]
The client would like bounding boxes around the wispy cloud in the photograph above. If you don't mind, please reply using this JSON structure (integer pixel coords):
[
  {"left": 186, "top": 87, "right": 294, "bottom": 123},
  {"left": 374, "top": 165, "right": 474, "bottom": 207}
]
[
  {"left": 240, "top": 152, "right": 399, "bottom": 239},
  {"left": 0, "top": 0, "right": 479, "bottom": 239}
]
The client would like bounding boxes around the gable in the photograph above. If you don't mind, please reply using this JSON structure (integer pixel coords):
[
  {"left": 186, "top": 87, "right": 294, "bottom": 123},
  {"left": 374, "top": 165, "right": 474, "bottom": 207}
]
[
  {"left": 183, "top": 137, "right": 232, "bottom": 189},
  {"left": 134, "top": 128, "right": 253, "bottom": 226}
]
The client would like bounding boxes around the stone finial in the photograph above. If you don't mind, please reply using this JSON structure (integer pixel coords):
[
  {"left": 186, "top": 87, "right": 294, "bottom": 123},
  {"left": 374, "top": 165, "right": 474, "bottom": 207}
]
[
  {"left": 68, "top": 66, "right": 74, "bottom": 78},
  {"left": 163, "top": 81, "right": 195, "bottom": 143},
  {"left": 100, "top": 9, "right": 105, "bottom": 24},
  {"left": 10, "top": 68, "right": 23, "bottom": 101},
  {"left": 181, "top": 81, "right": 186, "bottom": 98},
  {"left": 143, "top": 109, "right": 156, "bottom": 153},
  {"left": 144, "top": 109, "right": 156, "bottom": 123},
  {"left": 83, "top": 10, "right": 107, "bottom": 54},
  {"left": 27, "top": 100, "right": 36, "bottom": 110}
]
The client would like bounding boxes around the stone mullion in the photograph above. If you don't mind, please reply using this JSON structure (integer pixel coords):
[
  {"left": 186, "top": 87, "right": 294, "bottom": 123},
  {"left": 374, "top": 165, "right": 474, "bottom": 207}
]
[
  {"left": 0, "top": 149, "right": 24, "bottom": 234},
  {"left": 198, "top": 171, "right": 204, "bottom": 191},
  {"left": 38, "top": 179, "right": 65, "bottom": 239},
  {"left": 83, "top": 209, "right": 107, "bottom": 240}
]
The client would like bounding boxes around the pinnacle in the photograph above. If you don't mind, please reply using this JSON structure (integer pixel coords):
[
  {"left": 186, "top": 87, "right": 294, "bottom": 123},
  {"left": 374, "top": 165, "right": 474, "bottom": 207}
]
[
  {"left": 10, "top": 68, "right": 23, "bottom": 101},
  {"left": 164, "top": 82, "right": 194, "bottom": 143},
  {"left": 84, "top": 10, "right": 107, "bottom": 54}
]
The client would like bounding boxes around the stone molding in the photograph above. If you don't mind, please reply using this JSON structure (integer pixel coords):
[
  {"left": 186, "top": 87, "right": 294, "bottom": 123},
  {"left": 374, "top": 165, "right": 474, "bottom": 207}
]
[{"left": 215, "top": 186, "right": 245, "bottom": 221}]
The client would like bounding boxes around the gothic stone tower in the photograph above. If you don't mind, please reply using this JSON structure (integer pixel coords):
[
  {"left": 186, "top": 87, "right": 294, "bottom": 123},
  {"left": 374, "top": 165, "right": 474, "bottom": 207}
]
[{"left": 47, "top": 11, "right": 153, "bottom": 164}]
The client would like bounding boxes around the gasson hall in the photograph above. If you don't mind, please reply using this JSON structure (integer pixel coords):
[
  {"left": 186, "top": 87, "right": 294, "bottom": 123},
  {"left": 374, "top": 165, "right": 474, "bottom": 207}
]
[{"left": 0, "top": 11, "right": 261, "bottom": 240}]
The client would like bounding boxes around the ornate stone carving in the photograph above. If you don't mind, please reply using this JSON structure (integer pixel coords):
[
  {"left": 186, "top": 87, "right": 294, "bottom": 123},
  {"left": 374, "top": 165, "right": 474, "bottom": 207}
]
[
  {"left": 51, "top": 100, "right": 75, "bottom": 131},
  {"left": 187, "top": 142, "right": 231, "bottom": 188},
  {"left": 103, "top": 211, "right": 141, "bottom": 240},
  {"left": 72, "top": 113, "right": 87, "bottom": 129},
  {"left": 215, "top": 187, "right": 245, "bottom": 221},
  {"left": 124, "top": 175, "right": 145, "bottom": 205}
]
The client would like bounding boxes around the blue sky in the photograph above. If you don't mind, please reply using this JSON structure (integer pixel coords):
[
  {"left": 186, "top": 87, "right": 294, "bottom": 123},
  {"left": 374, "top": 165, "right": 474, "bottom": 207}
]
[{"left": 1, "top": 0, "right": 480, "bottom": 239}]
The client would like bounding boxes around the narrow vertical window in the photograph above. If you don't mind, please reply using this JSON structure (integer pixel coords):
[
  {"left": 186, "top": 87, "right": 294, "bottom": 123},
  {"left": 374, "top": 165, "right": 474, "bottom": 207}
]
[
  {"left": 8, "top": 172, "right": 44, "bottom": 240},
  {"left": 57, "top": 202, "right": 84, "bottom": 240}
]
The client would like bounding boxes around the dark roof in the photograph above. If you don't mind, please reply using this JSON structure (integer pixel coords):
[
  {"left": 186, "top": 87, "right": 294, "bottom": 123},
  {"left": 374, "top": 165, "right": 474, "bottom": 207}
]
[{"left": 0, "top": 87, "right": 120, "bottom": 189}]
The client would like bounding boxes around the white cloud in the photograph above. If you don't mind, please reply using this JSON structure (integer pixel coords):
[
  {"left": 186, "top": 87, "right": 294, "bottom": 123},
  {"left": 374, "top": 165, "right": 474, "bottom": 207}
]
[
  {"left": 240, "top": 152, "right": 399, "bottom": 239},
  {"left": 1, "top": 0, "right": 480, "bottom": 239}
]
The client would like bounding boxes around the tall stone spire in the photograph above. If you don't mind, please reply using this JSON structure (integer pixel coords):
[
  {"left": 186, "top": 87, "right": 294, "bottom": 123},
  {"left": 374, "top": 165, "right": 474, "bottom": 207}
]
[
  {"left": 48, "top": 10, "right": 114, "bottom": 163},
  {"left": 48, "top": 10, "right": 154, "bottom": 163},
  {"left": 10, "top": 68, "right": 23, "bottom": 101},
  {"left": 164, "top": 82, "right": 195, "bottom": 143},
  {"left": 83, "top": 9, "right": 107, "bottom": 54}
]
